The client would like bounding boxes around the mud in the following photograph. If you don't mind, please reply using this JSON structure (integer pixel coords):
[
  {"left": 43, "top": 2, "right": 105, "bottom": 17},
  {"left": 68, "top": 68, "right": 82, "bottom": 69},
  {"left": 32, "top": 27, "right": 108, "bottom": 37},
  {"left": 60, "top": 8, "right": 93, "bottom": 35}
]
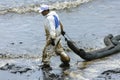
[
  {"left": 94, "top": 68, "right": 120, "bottom": 80},
  {"left": 0, "top": 63, "right": 32, "bottom": 74}
]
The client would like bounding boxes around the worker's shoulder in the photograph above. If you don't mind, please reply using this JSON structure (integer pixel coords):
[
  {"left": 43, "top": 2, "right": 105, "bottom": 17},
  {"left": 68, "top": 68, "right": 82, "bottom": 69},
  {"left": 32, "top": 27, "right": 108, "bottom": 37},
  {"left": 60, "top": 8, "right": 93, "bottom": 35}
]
[
  {"left": 47, "top": 15, "right": 54, "bottom": 21},
  {"left": 47, "top": 11, "right": 59, "bottom": 21}
]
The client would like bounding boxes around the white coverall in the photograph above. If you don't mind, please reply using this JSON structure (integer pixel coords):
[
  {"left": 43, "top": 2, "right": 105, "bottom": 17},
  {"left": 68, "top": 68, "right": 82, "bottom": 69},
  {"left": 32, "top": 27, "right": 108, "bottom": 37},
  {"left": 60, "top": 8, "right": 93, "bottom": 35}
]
[{"left": 42, "top": 11, "right": 70, "bottom": 65}]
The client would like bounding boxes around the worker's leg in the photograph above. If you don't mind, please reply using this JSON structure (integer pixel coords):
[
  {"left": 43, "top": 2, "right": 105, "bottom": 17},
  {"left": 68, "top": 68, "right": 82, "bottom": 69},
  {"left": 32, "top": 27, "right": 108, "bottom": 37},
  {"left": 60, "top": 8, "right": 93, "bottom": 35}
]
[
  {"left": 55, "top": 42, "right": 70, "bottom": 67},
  {"left": 42, "top": 41, "right": 54, "bottom": 68}
]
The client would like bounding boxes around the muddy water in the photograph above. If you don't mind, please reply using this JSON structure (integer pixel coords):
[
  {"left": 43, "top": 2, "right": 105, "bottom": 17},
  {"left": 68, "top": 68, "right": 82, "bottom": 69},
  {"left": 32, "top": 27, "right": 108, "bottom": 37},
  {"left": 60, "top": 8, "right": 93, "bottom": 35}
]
[{"left": 0, "top": 0, "right": 120, "bottom": 80}]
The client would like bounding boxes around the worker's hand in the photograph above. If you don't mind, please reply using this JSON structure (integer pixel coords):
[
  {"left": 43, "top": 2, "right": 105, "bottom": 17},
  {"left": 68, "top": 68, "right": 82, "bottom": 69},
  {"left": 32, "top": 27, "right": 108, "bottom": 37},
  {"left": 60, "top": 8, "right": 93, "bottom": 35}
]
[
  {"left": 61, "top": 30, "right": 65, "bottom": 36},
  {"left": 50, "top": 38, "right": 55, "bottom": 46}
]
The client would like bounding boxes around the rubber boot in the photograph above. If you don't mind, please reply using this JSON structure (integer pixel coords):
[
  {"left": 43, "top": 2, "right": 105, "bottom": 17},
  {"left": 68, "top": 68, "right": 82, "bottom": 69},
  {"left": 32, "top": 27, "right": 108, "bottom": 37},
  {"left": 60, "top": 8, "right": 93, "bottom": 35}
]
[{"left": 59, "top": 52, "right": 70, "bottom": 68}]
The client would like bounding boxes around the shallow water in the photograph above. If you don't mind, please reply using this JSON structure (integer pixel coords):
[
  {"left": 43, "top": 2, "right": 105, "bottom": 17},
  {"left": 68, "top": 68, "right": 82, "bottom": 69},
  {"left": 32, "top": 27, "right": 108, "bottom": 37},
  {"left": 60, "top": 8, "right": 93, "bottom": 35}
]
[
  {"left": 0, "top": 0, "right": 91, "bottom": 14},
  {"left": 0, "top": 0, "right": 120, "bottom": 80}
]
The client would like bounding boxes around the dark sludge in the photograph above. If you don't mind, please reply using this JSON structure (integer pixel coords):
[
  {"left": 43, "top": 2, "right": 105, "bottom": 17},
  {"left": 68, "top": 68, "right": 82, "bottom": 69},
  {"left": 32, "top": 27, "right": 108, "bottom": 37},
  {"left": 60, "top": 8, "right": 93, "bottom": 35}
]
[{"left": 66, "top": 34, "right": 120, "bottom": 61}]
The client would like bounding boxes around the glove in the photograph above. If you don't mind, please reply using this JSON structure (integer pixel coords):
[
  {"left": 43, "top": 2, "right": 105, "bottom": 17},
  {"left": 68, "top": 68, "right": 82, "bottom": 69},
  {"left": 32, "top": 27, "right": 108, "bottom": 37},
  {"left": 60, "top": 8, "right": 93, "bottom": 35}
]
[
  {"left": 50, "top": 38, "right": 55, "bottom": 46},
  {"left": 61, "top": 30, "right": 65, "bottom": 36}
]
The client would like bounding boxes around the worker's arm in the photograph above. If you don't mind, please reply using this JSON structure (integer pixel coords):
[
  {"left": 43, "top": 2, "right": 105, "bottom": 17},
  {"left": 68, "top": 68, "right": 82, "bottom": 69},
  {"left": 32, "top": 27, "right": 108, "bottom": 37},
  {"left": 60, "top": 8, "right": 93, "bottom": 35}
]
[{"left": 60, "top": 21, "right": 65, "bottom": 36}]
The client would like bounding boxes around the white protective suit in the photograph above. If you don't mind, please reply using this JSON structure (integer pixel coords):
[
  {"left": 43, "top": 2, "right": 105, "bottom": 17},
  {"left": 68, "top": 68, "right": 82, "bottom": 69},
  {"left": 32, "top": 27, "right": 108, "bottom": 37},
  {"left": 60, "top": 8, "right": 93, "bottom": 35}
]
[{"left": 42, "top": 11, "right": 70, "bottom": 65}]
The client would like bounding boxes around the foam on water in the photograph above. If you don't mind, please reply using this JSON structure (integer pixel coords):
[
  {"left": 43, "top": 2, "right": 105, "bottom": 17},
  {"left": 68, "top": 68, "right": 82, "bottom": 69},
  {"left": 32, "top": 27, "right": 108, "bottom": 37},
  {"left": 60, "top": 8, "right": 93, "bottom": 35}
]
[{"left": 0, "top": 0, "right": 92, "bottom": 14}]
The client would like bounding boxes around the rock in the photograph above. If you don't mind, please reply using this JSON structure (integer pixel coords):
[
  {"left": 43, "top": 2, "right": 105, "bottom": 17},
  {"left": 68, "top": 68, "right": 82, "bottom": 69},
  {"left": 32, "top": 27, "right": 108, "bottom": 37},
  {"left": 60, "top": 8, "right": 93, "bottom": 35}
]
[
  {"left": 19, "top": 42, "right": 23, "bottom": 44},
  {"left": 10, "top": 43, "right": 15, "bottom": 45}
]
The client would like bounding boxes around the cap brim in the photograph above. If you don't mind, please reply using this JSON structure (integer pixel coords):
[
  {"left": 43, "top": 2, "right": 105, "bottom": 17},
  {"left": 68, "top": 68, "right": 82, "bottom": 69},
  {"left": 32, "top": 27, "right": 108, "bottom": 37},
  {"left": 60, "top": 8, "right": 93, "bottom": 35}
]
[{"left": 39, "top": 9, "right": 44, "bottom": 13}]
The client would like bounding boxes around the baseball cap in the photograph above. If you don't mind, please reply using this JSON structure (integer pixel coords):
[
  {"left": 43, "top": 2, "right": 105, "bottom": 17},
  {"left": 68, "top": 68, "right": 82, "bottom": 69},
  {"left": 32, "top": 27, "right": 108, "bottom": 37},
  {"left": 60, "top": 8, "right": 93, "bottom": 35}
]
[{"left": 39, "top": 4, "right": 49, "bottom": 13}]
